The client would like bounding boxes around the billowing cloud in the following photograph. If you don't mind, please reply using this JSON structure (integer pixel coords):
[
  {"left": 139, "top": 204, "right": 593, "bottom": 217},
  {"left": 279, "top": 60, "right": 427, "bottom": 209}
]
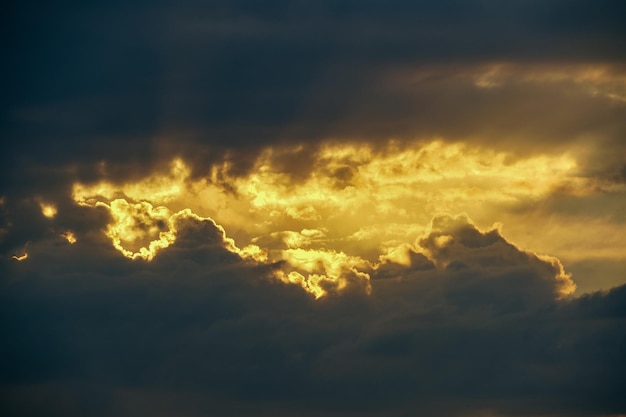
[
  {"left": 58, "top": 141, "right": 624, "bottom": 290},
  {"left": 2, "top": 1, "right": 626, "bottom": 416},
  {"left": 3, "top": 135, "right": 623, "bottom": 297},
  {"left": 380, "top": 214, "right": 576, "bottom": 304},
  {"left": 1, "top": 205, "right": 623, "bottom": 416}
]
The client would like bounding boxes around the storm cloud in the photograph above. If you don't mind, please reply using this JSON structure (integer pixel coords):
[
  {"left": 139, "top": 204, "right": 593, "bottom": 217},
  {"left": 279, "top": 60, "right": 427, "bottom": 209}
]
[
  {"left": 2, "top": 1, "right": 626, "bottom": 416},
  {"left": 1, "top": 213, "right": 625, "bottom": 416}
]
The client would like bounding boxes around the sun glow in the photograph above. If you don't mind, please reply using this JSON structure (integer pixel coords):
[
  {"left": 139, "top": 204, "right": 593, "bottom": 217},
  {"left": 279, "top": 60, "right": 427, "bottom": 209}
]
[
  {"left": 72, "top": 140, "right": 599, "bottom": 297},
  {"left": 73, "top": 158, "right": 189, "bottom": 206},
  {"left": 472, "top": 63, "right": 626, "bottom": 102},
  {"left": 12, "top": 252, "right": 28, "bottom": 261},
  {"left": 61, "top": 230, "right": 77, "bottom": 244},
  {"left": 39, "top": 201, "right": 58, "bottom": 218}
]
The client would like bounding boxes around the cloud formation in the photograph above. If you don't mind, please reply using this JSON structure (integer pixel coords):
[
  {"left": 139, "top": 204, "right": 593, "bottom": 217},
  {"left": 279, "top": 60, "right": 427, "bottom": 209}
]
[
  {"left": 1, "top": 208, "right": 623, "bottom": 416},
  {"left": 2, "top": 1, "right": 626, "bottom": 416}
]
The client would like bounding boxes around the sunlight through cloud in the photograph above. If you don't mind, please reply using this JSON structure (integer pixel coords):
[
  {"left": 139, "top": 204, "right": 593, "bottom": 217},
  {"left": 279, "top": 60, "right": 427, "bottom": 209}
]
[{"left": 72, "top": 140, "right": 603, "bottom": 297}]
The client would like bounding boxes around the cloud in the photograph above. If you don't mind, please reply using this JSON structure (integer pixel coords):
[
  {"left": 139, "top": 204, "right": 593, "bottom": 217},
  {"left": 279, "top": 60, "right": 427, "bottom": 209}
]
[
  {"left": 2, "top": 2, "right": 626, "bottom": 415},
  {"left": 4, "top": 139, "right": 622, "bottom": 294},
  {"left": 420, "top": 215, "right": 574, "bottom": 296},
  {"left": 3, "top": 1, "right": 626, "bottom": 179},
  {"left": 1, "top": 208, "right": 624, "bottom": 417},
  {"left": 374, "top": 214, "right": 576, "bottom": 307}
]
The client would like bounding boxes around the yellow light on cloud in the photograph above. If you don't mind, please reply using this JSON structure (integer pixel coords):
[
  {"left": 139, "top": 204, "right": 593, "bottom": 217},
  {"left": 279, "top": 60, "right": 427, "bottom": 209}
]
[
  {"left": 40, "top": 202, "right": 57, "bottom": 218},
  {"left": 61, "top": 230, "right": 77, "bottom": 244},
  {"left": 72, "top": 140, "right": 612, "bottom": 297},
  {"left": 12, "top": 252, "right": 28, "bottom": 261}
]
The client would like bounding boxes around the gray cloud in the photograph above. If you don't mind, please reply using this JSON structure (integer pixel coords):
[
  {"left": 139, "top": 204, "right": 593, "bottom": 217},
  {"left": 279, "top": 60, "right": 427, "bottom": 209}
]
[
  {"left": 2, "top": 2, "right": 626, "bottom": 416},
  {"left": 3, "top": 1, "right": 626, "bottom": 186},
  {"left": 1, "top": 213, "right": 624, "bottom": 416}
]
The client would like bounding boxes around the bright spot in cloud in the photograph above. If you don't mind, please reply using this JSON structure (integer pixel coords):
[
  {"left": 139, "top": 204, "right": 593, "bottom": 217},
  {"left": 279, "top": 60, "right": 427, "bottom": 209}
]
[
  {"left": 72, "top": 140, "right": 605, "bottom": 297},
  {"left": 12, "top": 252, "right": 28, "bottom": 261},
  {"left": 61, "top": 230, "right": 77, "bottom": 244},
  {"left": 39, "top": 201, "right": 57, "bottom": 218}
]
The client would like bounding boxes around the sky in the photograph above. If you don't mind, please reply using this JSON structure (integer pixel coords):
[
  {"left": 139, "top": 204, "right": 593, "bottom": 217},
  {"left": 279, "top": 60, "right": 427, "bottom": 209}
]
[{"left": 1, "top": 1, "right": 626, "bottom": 416}]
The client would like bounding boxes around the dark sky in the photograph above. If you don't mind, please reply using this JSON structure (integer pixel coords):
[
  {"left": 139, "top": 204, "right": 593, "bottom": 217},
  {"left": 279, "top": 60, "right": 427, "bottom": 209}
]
[{"left": 2, "top": 1, "right": 626, "bottom": 416}]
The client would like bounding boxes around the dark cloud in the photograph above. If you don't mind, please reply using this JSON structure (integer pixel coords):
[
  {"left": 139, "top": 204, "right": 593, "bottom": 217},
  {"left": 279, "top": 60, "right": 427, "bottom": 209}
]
[
  {"left": 2, "top": 2, "right": 626, "bottom": 416},
  {"left": 0, "top": 190, "right": 111, "bottom": 260},
  {"left": 1, "top": 213, "right": 624, "bottom": 416},
  {"left": 3, "top": 0, "right": 626, "bottom": 186}
]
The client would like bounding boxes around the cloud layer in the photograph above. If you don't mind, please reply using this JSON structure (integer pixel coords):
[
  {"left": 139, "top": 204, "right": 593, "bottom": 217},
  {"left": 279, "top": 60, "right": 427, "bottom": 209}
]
[
  {"left": 2, "top": 1, "right": 626, "bottom": 416},
  {"left": 1, "top": 210, "right": 624, "bottom": 416}
]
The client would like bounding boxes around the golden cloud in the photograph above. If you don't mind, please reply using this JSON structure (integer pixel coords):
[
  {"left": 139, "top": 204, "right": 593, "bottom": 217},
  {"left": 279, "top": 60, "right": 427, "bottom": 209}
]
[
  {"left": 70, "top": 140, "right": 615, "bottom": 297},
  {"left": 39, "top": 201, "right": 58, "bottom": 219},
  {"left": 472, "top": 63, "right": 626, "bottom": 103},
  {"left": 61, "top": 230, "right": 77, "bottom": 244}
]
